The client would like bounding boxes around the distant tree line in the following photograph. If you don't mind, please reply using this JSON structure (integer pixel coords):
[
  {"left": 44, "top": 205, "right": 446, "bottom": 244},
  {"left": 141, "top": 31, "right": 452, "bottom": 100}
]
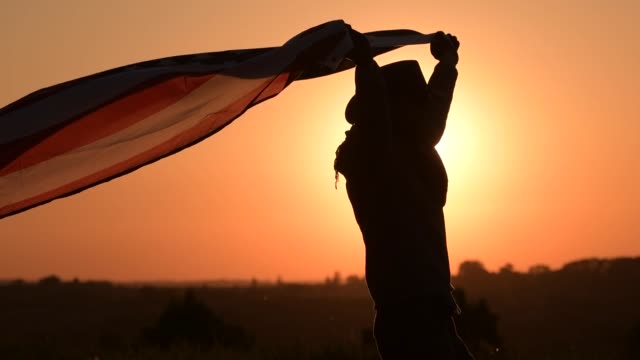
[{"left": 454, "top": 257, "right": 640, "bottom": 359}]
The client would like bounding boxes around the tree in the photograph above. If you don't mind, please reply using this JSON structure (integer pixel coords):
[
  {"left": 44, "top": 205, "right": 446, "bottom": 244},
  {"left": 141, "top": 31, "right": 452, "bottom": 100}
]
[
  {"left": 345, "top": 274, "right": 363, "bottom": 285},
  {"left": 332, "top": 271, "right": 342, "bottom": 286},
  {"left": 37, "top": 275, "right": 61, "bottom": 286},
  {"left": 325, "top": 271, "right": 343, "bottom": 286},
  {"left": 528, "top": 264, "right": 551, "bottom": 275},
  {"left": 498, "top": 263, "right": 515, "bottom": 275},
  {"left": 142, "top": 289, "right": 253, "bottom": 350},
  {"left": 458, "top": 261, "right": 489, "bottom": 278}
]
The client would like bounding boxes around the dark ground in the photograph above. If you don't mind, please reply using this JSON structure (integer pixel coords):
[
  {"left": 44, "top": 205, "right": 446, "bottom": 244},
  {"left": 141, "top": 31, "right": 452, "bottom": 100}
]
[{"left": 1, "top": 257, "right": 639, "bottom": 359}]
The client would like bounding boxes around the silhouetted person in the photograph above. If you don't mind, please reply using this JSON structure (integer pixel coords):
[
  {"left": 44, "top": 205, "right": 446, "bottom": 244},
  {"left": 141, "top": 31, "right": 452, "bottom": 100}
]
[{"left": 335, "top": 28, "right": 473, "bottom": 359}]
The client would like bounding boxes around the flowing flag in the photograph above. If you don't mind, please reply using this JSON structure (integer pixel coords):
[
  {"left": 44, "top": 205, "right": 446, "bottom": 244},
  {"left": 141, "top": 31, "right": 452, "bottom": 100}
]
[{"left": 0, "top": 20, "right": 434, "bottom": 219}]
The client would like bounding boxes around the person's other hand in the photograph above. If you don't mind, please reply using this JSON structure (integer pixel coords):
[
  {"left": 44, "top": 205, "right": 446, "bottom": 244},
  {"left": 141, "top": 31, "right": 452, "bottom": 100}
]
[
  {"left": 430, "top": 31, "right": 459, "bottom": 65},
  {"left": 346, "top": 26, "right": 372, "bottom": 65}
]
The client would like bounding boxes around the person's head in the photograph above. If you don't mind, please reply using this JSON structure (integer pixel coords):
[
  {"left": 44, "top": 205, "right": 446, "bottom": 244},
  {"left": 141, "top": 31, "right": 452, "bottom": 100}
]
[
  {"left": 345, "top": 60, "right": 428, "bottom": 136},
  {"left": 380, "top": 60, "right": 428, "bottom": 101}
]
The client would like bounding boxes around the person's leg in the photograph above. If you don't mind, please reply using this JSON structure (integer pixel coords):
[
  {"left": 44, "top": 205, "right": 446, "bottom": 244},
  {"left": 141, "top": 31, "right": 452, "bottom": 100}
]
[{"left": 373, "top": 303, "right": 457, "bottom": 359}]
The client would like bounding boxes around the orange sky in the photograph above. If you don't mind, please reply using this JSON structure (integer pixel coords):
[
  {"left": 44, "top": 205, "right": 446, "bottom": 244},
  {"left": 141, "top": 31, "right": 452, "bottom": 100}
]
[{"left": 1, "top": 0, "right": 639, "bottom": 282}]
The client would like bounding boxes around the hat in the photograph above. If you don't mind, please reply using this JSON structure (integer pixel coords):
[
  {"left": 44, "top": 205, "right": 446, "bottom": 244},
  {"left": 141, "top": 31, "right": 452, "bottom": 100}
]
[{"left": 345, "top": 60, "right": 428, "bottom": 124}]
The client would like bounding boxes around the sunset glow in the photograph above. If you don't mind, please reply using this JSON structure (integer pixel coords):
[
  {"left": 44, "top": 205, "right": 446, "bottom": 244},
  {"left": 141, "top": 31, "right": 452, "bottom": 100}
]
[{"left": 1, "top": 0, "right": 639, "bottom": 282}]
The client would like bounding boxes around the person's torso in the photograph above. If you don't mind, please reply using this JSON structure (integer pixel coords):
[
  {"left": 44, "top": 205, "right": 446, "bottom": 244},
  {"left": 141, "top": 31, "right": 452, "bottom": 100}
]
[{"left": 338, "top": 134, "right": 452, "bottom": 303}]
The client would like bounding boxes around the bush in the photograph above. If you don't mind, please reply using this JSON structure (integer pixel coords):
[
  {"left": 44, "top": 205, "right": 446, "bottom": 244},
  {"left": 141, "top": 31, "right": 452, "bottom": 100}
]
[{"left": 142, "top": 289, "right": 254, "bottom": 350}]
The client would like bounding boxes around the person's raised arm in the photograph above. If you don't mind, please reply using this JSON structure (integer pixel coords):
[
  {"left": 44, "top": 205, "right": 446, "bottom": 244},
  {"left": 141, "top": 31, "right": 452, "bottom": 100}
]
[
  {"left": 419, "top": 32, "right": 459, "bottom": 147},
  {"left": 346, "top": 28, "right": 390, "bottom": 144}
]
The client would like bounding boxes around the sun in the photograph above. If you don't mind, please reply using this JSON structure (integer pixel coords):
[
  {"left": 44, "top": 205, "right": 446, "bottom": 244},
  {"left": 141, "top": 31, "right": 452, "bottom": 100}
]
[{"left": 435, "top": 101, "right": 479, "bottom": 184}]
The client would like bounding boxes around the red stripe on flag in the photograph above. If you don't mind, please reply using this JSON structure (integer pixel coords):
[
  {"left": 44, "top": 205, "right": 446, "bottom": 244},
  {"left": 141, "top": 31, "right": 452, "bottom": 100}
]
[
  {"left": 0, "top": 74, "right": 215, "bottom": 176},
  {"left": 0, "top": 74, "right": 288, "bottom": 218},
  {"left": 255, "top": 72, "right": 291, "bottom": 103}
]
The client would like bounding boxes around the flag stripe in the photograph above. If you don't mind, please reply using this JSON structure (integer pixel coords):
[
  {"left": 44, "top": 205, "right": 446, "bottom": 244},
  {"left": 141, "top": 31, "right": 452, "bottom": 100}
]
[
  {"left": 0, "top": 72, "right": 289, "bottom": 216},
  {"left": 0, "top": 74, "right": 215, "bottom": 176}
]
